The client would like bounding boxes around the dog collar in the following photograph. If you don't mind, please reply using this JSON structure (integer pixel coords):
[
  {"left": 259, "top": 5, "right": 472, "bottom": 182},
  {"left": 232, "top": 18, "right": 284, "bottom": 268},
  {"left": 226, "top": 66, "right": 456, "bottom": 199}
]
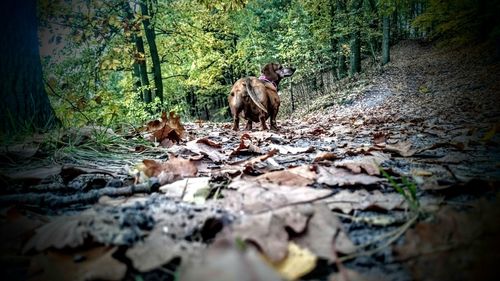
[{"left": 258, "top": 75, "right": 278, "bottom": 90}]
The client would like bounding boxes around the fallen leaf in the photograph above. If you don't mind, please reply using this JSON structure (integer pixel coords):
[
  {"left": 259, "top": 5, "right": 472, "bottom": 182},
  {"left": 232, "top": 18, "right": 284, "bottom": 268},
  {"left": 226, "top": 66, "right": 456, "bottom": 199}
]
[
  {"left": 322, "top": 190, "right": 406, "bottom": 214},
  {"left": 317, "top": 166, "right": 384, "bottom": 187},
  {"left": 186, "top": 138, "right": 227, "bottom": 162},
  {"left": 384, "top": 141, "right": 417, "bottom": 157},
  {"left": 222, "top": 179, "right": 332, "bottom": 213},
  {"left": 255, "top": 165, "right": 317, "bottom": 187},
  {"left": 23, "top": 215, "right": 91, "bottom": 253},
  {"left": 126, "top": 227, "right": 205, "bottom": 272},
  {"left": 394, "top": 196, "right": 500, "bottom": 281},
  {"left": 140, "top": 156, "right": 198, "bottom": 185},
  {"left": 335, "top": 154, "right": 388, "bottom": 176},
  {"left": 329, "top": 268, "right": 376, "bottom": 281},
  {"left": 266, "top": 242, "right": 317, "bottom": 281},
  {"left": 179, "top": 239, "right": 282, "bottom": 281},
  {"left": 159, "top": 177, "right": 210, "bottom": 203},
  {"left": 294, "top": 204, "right": 356, "bottom": 261},
  {"left": 231, "top": 133, "right": 262, "bottom": 156},
  {"left": 313, "top": 152, "right": 338, "bottom": 162},
  {"left": 219, "top": 212, "right": 289, "bottom": 262},
  {"left": 29, "top": 247, "right": 126, "bottom": 281},
  {"left": 269, "top": 144, "right": 315, "bottom": 155}
]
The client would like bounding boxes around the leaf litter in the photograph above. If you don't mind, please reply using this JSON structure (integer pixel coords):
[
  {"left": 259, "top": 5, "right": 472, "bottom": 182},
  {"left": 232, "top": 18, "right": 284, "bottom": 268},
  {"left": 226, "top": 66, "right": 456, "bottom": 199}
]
[{"left": 1, "top": 42, "right": 500, "bottom": 280}]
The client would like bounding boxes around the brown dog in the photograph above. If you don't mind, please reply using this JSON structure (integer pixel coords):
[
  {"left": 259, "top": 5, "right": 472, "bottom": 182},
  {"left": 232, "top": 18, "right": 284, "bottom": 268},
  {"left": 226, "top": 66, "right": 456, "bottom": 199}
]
[{"left": 228, "top": 63, "right": 295, "bottom": 131}]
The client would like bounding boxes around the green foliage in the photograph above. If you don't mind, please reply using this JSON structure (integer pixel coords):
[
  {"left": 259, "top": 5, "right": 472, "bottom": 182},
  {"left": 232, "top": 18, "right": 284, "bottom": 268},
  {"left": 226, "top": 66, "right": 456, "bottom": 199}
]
[{"left": 39, "top": 0, "right": 464, "bottom": 129}]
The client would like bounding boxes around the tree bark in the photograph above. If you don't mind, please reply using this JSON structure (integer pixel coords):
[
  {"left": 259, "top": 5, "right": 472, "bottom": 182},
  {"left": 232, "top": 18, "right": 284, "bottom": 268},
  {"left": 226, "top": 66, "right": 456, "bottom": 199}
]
[
  {"left": 123, "top": 1, "right": 146, "bottom": 102},
  {"left": 135, "top": 34, "right": 152, "bottom": 103},
  {"left": 140, "top": 0, "right": 164, "bottom": 104},
  {"left": 0, "top": 0, "right": 58, "bottom": 134},
  {"left": 349, "top": 0, "right": 363, "bottom": 76},
  {"left": 382, "top": 15, "right": 391, "bottom": 65},
  {"left": 336, "top": 0, "right": 347, "bottom": 79}
]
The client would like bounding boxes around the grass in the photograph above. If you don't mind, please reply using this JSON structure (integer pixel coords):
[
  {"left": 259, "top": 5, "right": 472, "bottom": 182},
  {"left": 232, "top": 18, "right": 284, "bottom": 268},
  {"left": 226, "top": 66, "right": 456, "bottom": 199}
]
[{"left": 380, "top": 168, "right": 420, "bottom": 213}]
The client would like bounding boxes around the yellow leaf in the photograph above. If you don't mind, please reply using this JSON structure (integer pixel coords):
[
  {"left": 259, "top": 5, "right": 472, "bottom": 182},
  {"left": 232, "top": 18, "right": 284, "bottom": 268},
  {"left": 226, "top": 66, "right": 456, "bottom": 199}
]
[
  {"left": 482, "top": 123, "right": 500, "bottom": 141},
  {"left": 264, "top": 242, "right": 317, "bottom": 281}
]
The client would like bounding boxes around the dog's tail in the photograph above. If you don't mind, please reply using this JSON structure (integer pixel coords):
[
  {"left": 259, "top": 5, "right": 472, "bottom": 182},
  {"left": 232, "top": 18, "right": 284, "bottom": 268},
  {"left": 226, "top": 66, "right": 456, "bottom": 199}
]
[{"left": 244, "top": 78, "right": 268, "bottom": 114}]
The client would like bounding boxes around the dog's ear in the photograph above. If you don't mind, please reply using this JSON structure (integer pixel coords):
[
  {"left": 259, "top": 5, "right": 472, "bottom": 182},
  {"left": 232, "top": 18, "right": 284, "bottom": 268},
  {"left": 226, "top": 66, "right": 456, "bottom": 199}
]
[{"left": 261, "top": 63, "right": 279, "bottom": 81}]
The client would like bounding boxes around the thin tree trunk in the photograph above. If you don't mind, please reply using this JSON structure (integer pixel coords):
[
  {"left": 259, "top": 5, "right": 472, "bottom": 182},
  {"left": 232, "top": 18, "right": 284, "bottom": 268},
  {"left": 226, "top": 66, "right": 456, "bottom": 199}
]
[
  {"left": 382, "top": 15, "right": 391, "bottom": 65},
  {"left": 140, "top": 0, "right": 163, "bottom": 104},
  {"left": 135, "top": 35, "right": 152, "bottom": 103},
  {"left": 0, "top": 0, "right": 58, "bottom": 134},
  {"left": 123, "top": 1, "right": 145, "bottom": 101},
  {"left": 336, "top": 0, "right": 347, "bottom": 79},
  {"left": 349, "top": 0, "right": 362, "bottom": 76}
]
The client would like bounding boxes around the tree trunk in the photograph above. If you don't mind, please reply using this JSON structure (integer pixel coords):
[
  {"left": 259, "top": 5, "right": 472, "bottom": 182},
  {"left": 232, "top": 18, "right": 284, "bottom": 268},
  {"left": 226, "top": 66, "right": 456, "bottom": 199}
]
[
  {"left": 123, "top": 1, "right": 146, "bottom": 102},
  {"left": 349, "top": 34, "right": 361, "bottom": 76},
  {"left": 135, "top": 34, "right": 152, "bottom": 103},
  {"left": 0, "top": 0, "right": 58, "bottom": 134},
  {"left": 349, "top": 0, "right": 363, "bottom": 76},
  {"left": 140, "top": 0, "right": 163, "bottom": 104},
  {"left": 382, "top": 15, "right": 391, "bottom": 65},
  {"left": 328, "top": 0, "right": 337, "bottom": 72},
  {"left": 336, "top": 0, "right": 347, "bottom": 79}
]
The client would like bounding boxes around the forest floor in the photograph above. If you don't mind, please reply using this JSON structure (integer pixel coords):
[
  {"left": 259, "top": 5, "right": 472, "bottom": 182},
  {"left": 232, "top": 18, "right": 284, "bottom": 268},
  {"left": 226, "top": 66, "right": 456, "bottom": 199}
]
[{"left": 1, "top": 40, "right": 500, "bottom": 281}]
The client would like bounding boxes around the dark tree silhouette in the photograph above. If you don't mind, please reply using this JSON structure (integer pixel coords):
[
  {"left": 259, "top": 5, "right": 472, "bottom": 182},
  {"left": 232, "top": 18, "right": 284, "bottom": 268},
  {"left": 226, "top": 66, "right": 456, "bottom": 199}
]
[{"left": 0, "top": 0, "right": 58, "bottom": 134}]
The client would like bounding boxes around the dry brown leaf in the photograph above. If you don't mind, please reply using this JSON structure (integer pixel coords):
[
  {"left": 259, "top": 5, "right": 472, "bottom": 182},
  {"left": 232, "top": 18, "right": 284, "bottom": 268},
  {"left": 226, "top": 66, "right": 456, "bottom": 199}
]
[
  {"left": 269, "top": 144, "right": 315, "bottom": 155},
  {"left": 222, "top": 179, "right": 332, "bottom": 213},
  {"left": 141, "top": 156, "right": 198, "bottom": 185},
  {"left": 126, "top": 227, "right": 204, "bottom": 272},
  {"left": 317, "top": 166, "right": 384, "bottom": 187},
  {"left": 219, "top": 212, "right": 289, "bottom": 262},
  {"left": 322, "top": 190, "right": 406, "bottom": 214},
  {"left": 23, "top": 215, "right": 92, "bottom": 253},
  {"left": 0, "top": 211, "right": 45, "bottom": 255},
  {"left": 394, "top": 197, "right": 500, "bottom": 281},
  {"left": 372, "top": 131, "right": 388, "bottom": 146},
  {"left": 294, "top": 204, "right": 356, "bottom": 261},
  {"left": 231, "top": 133, "right": 262, "bottom": 156},
  {"left": 185, "top": 138, "right": 227, "bottom": 162},
  {"left": 159, "top": 177, "right": 210, "bottom": 203},
  {"left": 163, "top": 111, "right": 185, "bottom": 138},
  {"left": 28, "top": 247, "right": 126, "bottom": 281},
  {"left": 313, "top": 152, "right": 339, "bottom": 162},
  {"left": 335, "top": 156, "right": 383, "bottom": 176},
  {"left": 179, "top": 239, "right": 282, "bottom": 281},
  {"left": 384, "top": 141, "right": 417, "bottom": 157},
  {"left": 329, "top": 268, "right": 377, "bottom": 281},
  {"left": 255, "top": 165, "right": 317, "bottom": 187},
  {"left": 144, "top": 111, "right": 185, "bottom": 146}
]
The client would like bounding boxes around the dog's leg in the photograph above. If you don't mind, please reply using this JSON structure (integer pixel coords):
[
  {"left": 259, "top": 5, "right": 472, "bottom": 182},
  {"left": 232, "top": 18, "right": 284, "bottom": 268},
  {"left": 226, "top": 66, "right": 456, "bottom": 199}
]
[
  {"left": 231, "top": 107, "right": 241, "bottom": 131},
  {"left": 260, "top": 115, "right": 268, "bottom": 130},
  {"left": 270, "top": 104, "right": 279, "bottom": 131},
  {"left": 245, "top": 120, "right": 253, "bottom": 130},
  {"left": 232, "top": 115, "right": 240, "bottom": 131}
]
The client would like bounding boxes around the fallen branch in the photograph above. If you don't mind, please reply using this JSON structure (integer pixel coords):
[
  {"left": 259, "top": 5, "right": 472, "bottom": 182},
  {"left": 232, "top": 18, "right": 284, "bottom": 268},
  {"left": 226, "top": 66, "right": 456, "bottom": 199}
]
[{"left": 0, "top": 178, "right": 160, "bottom": 208}]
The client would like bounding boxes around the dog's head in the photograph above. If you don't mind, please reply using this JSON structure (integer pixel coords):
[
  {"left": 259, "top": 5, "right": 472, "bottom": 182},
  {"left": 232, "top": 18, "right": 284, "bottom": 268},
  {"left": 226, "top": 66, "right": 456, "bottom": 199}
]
[{"left": 261, "top": 63, "right": 296, "bottom": 82}]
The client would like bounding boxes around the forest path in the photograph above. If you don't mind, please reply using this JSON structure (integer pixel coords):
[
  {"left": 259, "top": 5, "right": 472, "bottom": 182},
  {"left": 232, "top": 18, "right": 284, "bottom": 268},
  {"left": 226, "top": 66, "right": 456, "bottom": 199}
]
[{"left": 1, "top": 40, "right": 500, "bottom": 281}]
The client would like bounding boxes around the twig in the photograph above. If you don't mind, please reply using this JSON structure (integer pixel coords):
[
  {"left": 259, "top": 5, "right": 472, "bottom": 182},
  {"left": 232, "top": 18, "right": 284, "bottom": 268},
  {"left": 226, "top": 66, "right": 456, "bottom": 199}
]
[
  {"left": 0, "top": 178, "right": 160, "bottom": 208},
  {"left": 180, "top": 178, "right": 189, "bottom": 200},
  {"left": 339, "top": 214, "right": 418, "bottom": 262}
]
